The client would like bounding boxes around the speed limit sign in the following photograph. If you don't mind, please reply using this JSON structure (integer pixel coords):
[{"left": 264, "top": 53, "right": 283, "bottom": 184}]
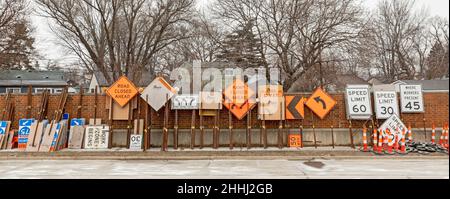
[
  {"left": 399, "top": 85, "right": 424, "bottom": 113},
  {"left": 374, "top": 91, "right": 399, "bottom": 119},
  {"left": 345, "top": 85, "right": 372, "bottom": 120}
]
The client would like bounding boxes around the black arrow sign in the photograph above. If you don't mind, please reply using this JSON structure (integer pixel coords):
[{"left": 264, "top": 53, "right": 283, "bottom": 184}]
[
  {"left": 314, "top": 97, "right": 327, "bottom": 110},
  {"left": 287, "top": 96, "right": 302, "bottom": 119}
]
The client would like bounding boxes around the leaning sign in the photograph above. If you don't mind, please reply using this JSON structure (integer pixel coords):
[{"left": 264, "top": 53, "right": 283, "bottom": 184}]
[
  {"left": 378, "top": 114, "right": 407, "bottom": 140},
  {"left": 345, "top": 85, "right": 372, "bottom": 120},
  {"left": 399, "top": 84, "right": 424, "bottom": 113},
  {"left": 374, "top": 91, "right": 399, "bottom": 119}
]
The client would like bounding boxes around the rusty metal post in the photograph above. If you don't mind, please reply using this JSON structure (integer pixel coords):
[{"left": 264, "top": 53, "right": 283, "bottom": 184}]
[
  {"left": 174, "top": 109, "right": 178, "bottom": 150},
  {"left": 190, "top": 110, "right": 196, "bottom": 149},
  {"left": 229, "top": 108, "right": 233, "bottom": 149},
  {"left": 349, "top": 120, "right": 355, "bottom": 149},
  {"left": 144, "top": 95, "right": 149, "bottom": 151}
]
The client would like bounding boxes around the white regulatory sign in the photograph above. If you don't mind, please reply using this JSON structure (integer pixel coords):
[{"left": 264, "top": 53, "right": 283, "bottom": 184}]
[
  {"left": 171, "top": 95, "right": 199, "bottom": 110},
  {"left": 378, "top": 114, "right": 407, "bottom": 141},
  {"left": 374, "top": 91, "right": 399, "bottom": 119},
  {"left": 345, "top": 85, "right": 372, "bottom": 120},
  {"left": 400, "top": 85, "right": 424, "bottom": 113},
  {"left": 129, "top": 135, "right": 143, "bottom": 150}
]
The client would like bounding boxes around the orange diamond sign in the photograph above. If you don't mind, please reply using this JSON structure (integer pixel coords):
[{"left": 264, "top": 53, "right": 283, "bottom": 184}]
[
  {"left": 106, "top": 76, "right": 139, "bottom": 107},
  {"left": 223, "top": 79, "right": 255, "bottom": 108},
  {"left": 305, "top": 87, "right": 336, "bottom": 119},
  {"left": 223, "top": 101, "right": 256, "bottom": 120}
]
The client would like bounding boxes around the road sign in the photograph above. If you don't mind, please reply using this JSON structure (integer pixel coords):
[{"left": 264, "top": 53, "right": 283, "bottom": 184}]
[
  {"left": 289, "top": 134, "right": 302, "bottom": 148},
  {"left": 199, "top": 92, "right": 222, "bottom": 110},
  {"left": 223, "top": 101, "right": 256, "bottom": 120},
  {"left": 399, "top": 84, "right": 424, "bottom": 113},
  {"left": 0, "top": 121, "right": 8, "bottom": 135},
  {"left": 18, "top": 119, "right": 35, "bottom": 149},
  {"left": 223, "top": 79, "right": 255, "bottom": 108},
  {"left": 70, "top": 118, "right": 85, "bottom": 127},
  {"left": 305, "top": 87, "right": 337, "bottom": 119},
  {"left": 141, "top": 77, "right": 177, "bottom": 111},
  {"left": 106, "top": 76, "right": 139, "bottom": 107},
  {"left": 374, "top": 91, "right": 399, "bottom": 119},
  {"left": 258, "top": 85, "right": 284, "bottom": 120},
  {"left": 378, "top": 114, "right": 407, "bottom": 141},
  {"left": 129, "top": 135, "right": 143, "bottom": 150},
  {"left": 84, "top": 126, "right": 110, "bottom": 149},
  {"left": 172, "top": 95, "right": 199, "bottom": 110},
  {"left": 345, "top": 85, "right": 373, "bottom": 120},
  {"left": 285, "top": 96, "right": 306, "bottom": 120}
]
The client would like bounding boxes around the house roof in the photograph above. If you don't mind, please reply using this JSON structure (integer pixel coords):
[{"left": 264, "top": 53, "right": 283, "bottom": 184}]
[
  {"left": 0, "top": 70, "right": 68, "bottom": 86},
  {"left": 93, "top": 71, "right": 154, "bottom": 87},
  {"left": 392, "top": 79, "right": 449, "bottom": 91}
]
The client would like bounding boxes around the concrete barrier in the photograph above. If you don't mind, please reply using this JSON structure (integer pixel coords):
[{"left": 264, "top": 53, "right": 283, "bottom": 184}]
[{"left": 110, "top": 128, "right": 439, "bottom": 148}]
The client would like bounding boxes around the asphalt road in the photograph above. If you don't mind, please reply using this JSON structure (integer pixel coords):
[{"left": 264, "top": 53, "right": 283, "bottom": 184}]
[{"left": 0, "top": 158, "right": 448, "bottom": 179}]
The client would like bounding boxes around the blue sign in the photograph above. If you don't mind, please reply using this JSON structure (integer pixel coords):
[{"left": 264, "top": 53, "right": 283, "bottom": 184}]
[
  {"left": 0, "top": 121, "right": 7, "bottom": 135},
  {"left": 18, "top": 119, "right": 35, "bottom": 146},
  {"left": 63, "top": 113, "right": 70, "bottom": 120},
  {"left": 70, "top": 118, "right": 85, "bottom": 127}
]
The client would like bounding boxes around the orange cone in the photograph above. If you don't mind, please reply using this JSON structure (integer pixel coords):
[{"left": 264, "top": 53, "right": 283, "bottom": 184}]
[
  {"left": 372, "top": 128, "right": 378, "bottom": 152},
  {"left": 431, "top": 123, "right": 436, "bottom": 144},
  {"left": 444, "top": 123, "right": 449, "bottom": 149},
  {"left": 386, "top": 129, "right": 393, "bottom": 154},
  {"left": 439, "top": 124, "right": 445, "bottom": 146},
  {"left": 400, "top": 128, "right": 406, "bottom": 154},
  {"left": 362, "top": 126, "right": 368, "bottom": 152},
  {"left": 393, "top": 128, "right": 400, "bottom": 151},
  {"left": 407, "top": 125, "right": 413, "bottom": 142},
  {"left": 377, "top": 130, "right": 384, "bottom": 154}
]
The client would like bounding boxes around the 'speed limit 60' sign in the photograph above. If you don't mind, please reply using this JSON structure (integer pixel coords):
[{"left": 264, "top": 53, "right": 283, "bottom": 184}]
[{"left": 345, "top": 85, "right": 372, "bottom": 120}]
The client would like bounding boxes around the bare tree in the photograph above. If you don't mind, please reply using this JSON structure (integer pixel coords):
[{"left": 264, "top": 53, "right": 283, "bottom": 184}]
[
  {"left": 36, "top": 0, "right": 195, "bottom": 84},
  {"left": 212, "top": 0, "right": 364, "bottom": 90},
  {"left": 0, "top": 0, "right": 25, "bottom": 34},
  {"left": 363, "top": 0, "right": 430, "bottom": 81},
  {"left": 426, "top": 16, "right": 449, "bottom": 79}
]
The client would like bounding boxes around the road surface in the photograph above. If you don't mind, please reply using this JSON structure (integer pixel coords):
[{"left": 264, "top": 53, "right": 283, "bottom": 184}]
[{"left": 0, "top": 158, "right": 448, "bottom": 179}]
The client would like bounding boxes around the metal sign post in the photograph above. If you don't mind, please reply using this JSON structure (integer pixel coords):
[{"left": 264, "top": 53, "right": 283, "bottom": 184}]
[{"left": 190, "top": 110, "right": 196, "bottom": 149}]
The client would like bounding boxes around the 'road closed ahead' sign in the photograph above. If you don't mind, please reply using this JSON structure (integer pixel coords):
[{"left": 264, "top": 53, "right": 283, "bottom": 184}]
[
  {"left": 345, "top": 85, "right": 372, "bottom": 120},
  {"left": 374, "top": 91, "right": 399, "bottom": 119},
  {"left": 400, "top": 84, "right": 424, "bottom": 113}
]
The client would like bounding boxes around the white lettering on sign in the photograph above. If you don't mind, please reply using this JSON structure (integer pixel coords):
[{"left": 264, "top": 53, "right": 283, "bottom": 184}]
[
  {"left": 374, "top": 91, "right": 399, "bottom": 119},
  {"left": 345, "top": 85, "right": 372, "bottom": 120},
  {"left": 400, "top": 85, "right": 424, "bottom": 113}
]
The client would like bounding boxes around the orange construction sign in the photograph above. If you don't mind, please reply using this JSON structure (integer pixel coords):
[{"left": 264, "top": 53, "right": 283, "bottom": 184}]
[
  {"left": 223, "top": 101, "right": 256, "bottom": 120},
  {"left": 106, "top": 76, "right": 139, "bottom": 107},
  {"left": 285, "top": 95, "right": 306, "bottom": 119},
  {"left": 289, "top": 134, "right": 302, "bottom": 148},
  {"left": 223, "top": 79, "right": 255, "bottom": 108},
  {"left": 305, "top": 87, "right": 336, "bottom": 119}
]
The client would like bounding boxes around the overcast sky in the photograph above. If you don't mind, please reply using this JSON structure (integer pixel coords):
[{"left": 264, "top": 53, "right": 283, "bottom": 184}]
[{"left": 31, "top": 0, "right": 449, "bottom": 67}]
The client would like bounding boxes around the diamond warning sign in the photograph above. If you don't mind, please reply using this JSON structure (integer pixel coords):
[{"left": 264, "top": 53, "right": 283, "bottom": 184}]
[
  {"left": 223, "top": 79, "right": 255, "bottom": 108},
  {"left": 106, "top": 76, "right": 139, "bottom": 107},
  {"left": 305, "top": 87, "right": 336, "bottom": 120}
]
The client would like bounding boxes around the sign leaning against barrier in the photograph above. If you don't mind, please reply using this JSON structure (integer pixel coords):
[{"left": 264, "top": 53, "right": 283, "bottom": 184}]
[
  {"left": 378, "top": 114, "right": 407, "bottom": 141},
  {"left": 345, "top": 85, "right": 373, "bottom": 120},
  {"left": 18, "top": 119, "right": 35, "bottom": 150},
  {"left": 129, "top": 134, "right": 143, "bottom": 150},
  {"left": 105, "top": 76, "right": 139, "bottom": 107},
  {"left": 374, "top": 90, "right": 399, "bottom": 119},
  {"left": 399, "top": 84, "right": 424, "bottom": 113},
  {"left": 305, "top": 87, "right": 336, "bottom": 119},
  {"left": 84, "top": 126, "right": 110, "bottom": 149},
  {"left": 172, "top": 95, "right": 199, "bottom": 110},
  {"left": 141, "top": 77, "right": 177, "bottom": 111}
]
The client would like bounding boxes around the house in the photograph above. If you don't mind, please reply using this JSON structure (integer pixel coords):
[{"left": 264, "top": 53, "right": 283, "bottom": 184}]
[
  {"left": 391, "top": 79, "right": 449, "bottom": 92},
  {"left": 0, "top": 70, "right": 68, "bottom": 94}
]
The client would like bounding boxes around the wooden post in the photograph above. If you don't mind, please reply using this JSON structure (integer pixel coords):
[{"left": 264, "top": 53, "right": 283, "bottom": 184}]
[
  {"left": 331, "top": 108, "right": 335, "bottom": 149},
  {"left": 144, "top": 95, "right": 149, "bottom": 151},
  {"left": 162, "top": 94, "right": 169, "bottom": 151},
  {"left": 26, "top": 86, "right": 32, "bottom": 119},
  {"left": 77, "top": 85, "right": 83, "bottom": 118},
  {"left": 200, "top": 110, "right": 204, "bottom": 149},
  {"left": 174, "top": 109, "right": 178, "bottom": 150},
  {"left": 349, "top": 120, "right": 355, "bottom": 149},
  {"left": 247, "top": 107, "right": 251, "bottom": 149},
  {"left": 228, "top": 107, "right": 233, "bottom": 149},
  {"left": 190, "top": 110, "right": 196, "bottom": 149},
  {"left": 108, "top": 96, "right": 114, "bottom": 149}
]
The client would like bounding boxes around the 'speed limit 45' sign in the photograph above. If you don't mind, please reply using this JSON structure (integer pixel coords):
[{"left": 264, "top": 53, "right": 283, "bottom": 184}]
[
  {"left": 345, "top": 85, "right": 372, "bottom": 120},
  {"left": 399, "top": 84, "right": 424, "bottom": 113}
]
